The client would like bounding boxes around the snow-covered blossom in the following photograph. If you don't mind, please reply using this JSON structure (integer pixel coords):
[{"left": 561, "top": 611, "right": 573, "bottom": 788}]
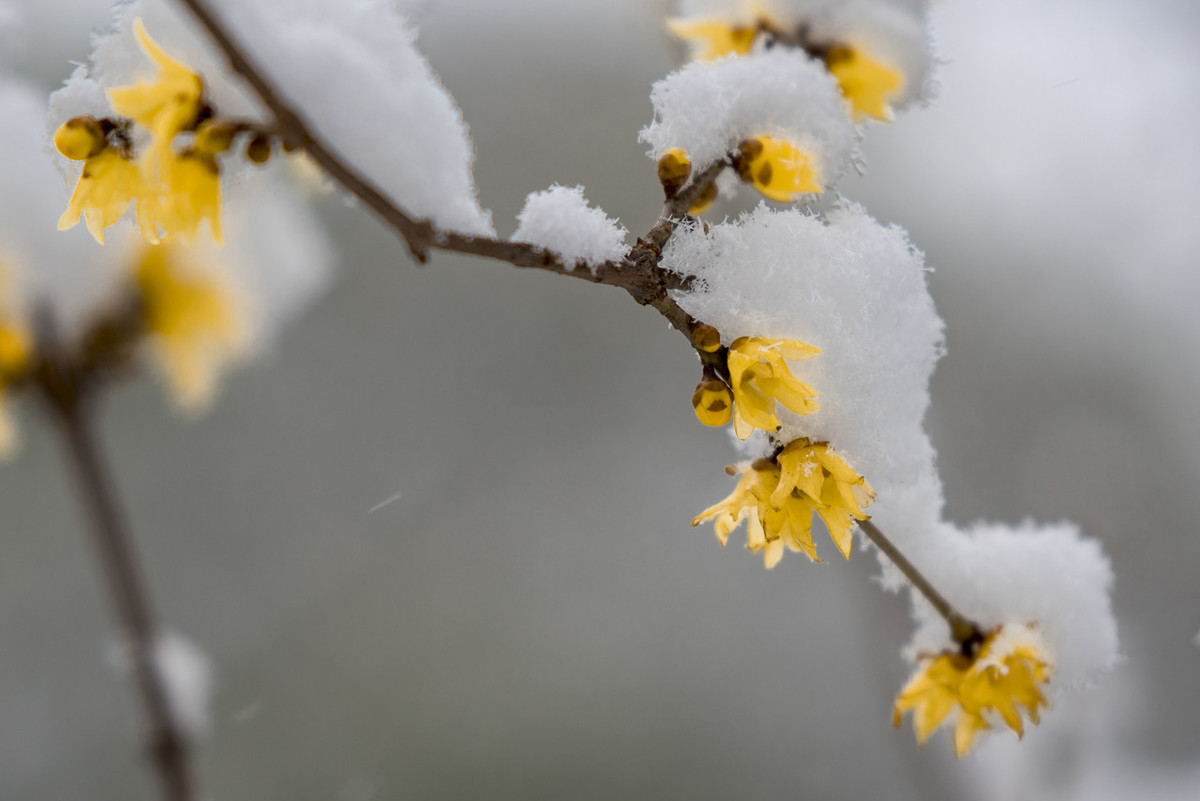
[
  {"left": 724, "top": 336, "right": 819, "bottom": 439},
  {"left": 2, "top": 75, "right": 331, "bottom": 424},
  {"left": 640, "top": 49, "right": 857, "bottom": 194},
  {"left": 50, "top": 0, "right": 493, "bottom": 238},
  {"left": 894, "top": 623, "right": 1053, "bottom": 756},
  {"left": 668, "top": 0, "right": 933, "bottom": 120},
  {"left": 513, "top": 185, "right": 628, "bottom": 270}
]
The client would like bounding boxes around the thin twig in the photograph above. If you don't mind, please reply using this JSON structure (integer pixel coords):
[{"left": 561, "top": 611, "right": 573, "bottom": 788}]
[
  {"left": 174, "top": 0, "right": 721, "bottom": 356},
  {"left": 35, "top": 314, "right": 195, "bottom": 801},
  {"left": 856, "top": 519, "right": 985, "bottom": 654}
]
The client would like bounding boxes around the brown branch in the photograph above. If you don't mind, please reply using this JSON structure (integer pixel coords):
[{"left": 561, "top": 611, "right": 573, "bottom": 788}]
[
  {"left": 33, "top": 312, "right": 196, "bottom": 801},
  {"left": 173, "top": 0, "right": 722, "bottom": 360},
  {"left": 856, "top": 519, "right": 985, "bottom": 656}
]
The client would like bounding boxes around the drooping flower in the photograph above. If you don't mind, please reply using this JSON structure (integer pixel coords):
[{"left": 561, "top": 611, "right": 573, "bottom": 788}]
[
  {"left": 823, "top": 45, "right": 904, "bottom": 122},
  {"left": 692, "top": 438, "right": 873, "bottom": 568},
  {"left": 107, "top": 18, "right": 204, "bottom": 184},
  {"left": 893, "top": 624, "right": 1053, "bottom": 756},
  {"left": 726, "top": 336, "right": 819, "bottom": 439},
  {"left": 666, "top": 16, "right": 758, "bottom": 62},
  {"left": 735, "top": 136, "right": 821, "bottom": 202},
  {"left": 134, "top": 242, "right": 245, "bottom": 411},
  {"left": 56, "top": 20, "right": 228, "bottom": 245}
]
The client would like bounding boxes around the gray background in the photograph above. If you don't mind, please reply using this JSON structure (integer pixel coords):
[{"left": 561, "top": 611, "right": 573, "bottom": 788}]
[{"left": 2, "top": 0, "right": 1199, "bottom": 798}]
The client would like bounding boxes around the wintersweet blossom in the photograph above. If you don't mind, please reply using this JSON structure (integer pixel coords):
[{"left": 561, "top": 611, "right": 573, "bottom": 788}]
[
  {"left": 823, "top": 45, "right": 903, "bottom": 122},
  {"left": 735, "top": 136, "right": 821, "bottom": 201},
  {"left": 726, "top": 336, "right": 819, "bottom": 439},
  {"left": 134, "top": 242, "right": 245, "bottom": 411},
  {"left": 893, "top": 624, "right": 1053, "bottom": 756},
  {"left": 56, "top": 20, "right": 227, "bottom": 244},
  {"left": 691, "top": 373, "right": 734, "bottom": 426},
  {"left": 666, "top": 16, "right": 759, "bottom": 61},
  {"left": 692, "top": 438, "right": 873, "bottom": 567}
]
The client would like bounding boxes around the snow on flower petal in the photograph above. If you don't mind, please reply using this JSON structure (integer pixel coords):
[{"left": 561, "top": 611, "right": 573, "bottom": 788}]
[
  {"left": 893, "top": 623, "right": 1053, "bottom": 756},
  {"left": 726, "top": 336, "right": 820, "bottom": 440},
  {"left": 640, "top": 48, "right": 857, "bottom": 189}
]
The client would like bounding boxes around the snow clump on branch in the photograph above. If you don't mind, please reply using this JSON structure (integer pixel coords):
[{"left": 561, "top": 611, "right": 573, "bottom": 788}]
[{"left": 513, "top": 185, "right": 629, "bottom": 271}]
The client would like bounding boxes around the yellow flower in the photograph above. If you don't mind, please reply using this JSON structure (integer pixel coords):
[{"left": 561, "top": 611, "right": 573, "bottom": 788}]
[
  {"left": 692, "top": 374, "right": 733, "bottom": 427},
  {"left": 726, "top": 336, "right": 820, "bottom": 440},
  {"left": 135, "top": 242, "right": 245, "bottom": 411},
  {"left": 139, "top": 152, "right": 222, "bottom": 245},
  {"left": 57, "top": 146, "right": 145, "bottom": 245},
  {"left": 666, "top": 17, "right": 759, "bottom": 61},
  {"left": 735, "top": 136, "right": 821, "bottom": 202},
  {"left": 692, "top": 438, "right": 873, "bottom": 568},
  {"left": 824, "top": 45, "right": 904, "bottom": 122},
  {"left": 57, "top": 20, "right": 226, "bottom": 244},
  {"left": 108, "top": 19, "right": 204, "bottom": 183},
  {"left": 893, "top": 624, "right": 1053, "bottom": 756}
]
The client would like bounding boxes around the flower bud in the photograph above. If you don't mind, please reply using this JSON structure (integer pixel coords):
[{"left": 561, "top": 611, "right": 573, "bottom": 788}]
[
  {"left": 691, "top": 323, "right": 722, "bottom": 353},
  {"left": 692, "top": 376, "right": 733, "bottom": 427},
  {"left": 194, "top": 121, "right": 240, "bottom": 155},
  {"left": 54, "top": 116, "right": 108, "bottom": 161},
  {"left": 245, "top": 134, "right": 272, "bottom": 164},
  {"left": 657, "top": 148, "right": 691, "bottom": 197}
]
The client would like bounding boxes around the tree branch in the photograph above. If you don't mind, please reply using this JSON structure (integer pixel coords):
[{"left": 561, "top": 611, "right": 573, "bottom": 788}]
[
  {"left": 33, "top": 312, "right": 196, "bottom": 801},
  {"left": 174, "top": 0, "right": 721, "bottom": 359}
]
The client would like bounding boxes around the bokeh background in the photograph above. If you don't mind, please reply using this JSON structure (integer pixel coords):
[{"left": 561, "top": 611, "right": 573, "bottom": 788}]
[{"left": 2, "top": 0, "right": 1199, "bottom": 798}]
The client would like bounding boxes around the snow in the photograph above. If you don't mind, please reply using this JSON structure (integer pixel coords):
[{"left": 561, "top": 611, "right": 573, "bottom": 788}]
[
  {"left": 640, "top": 48, "right": 858, "bottom": 188},
  {"left": 48, "top": 0, "right": 493, "bottom": 236},
  {"left": 512, "top": 185, "right": 629, "bottom": 271},
  {"left": 671, "top": 0, "right": 934, "bottom": 111},
  {"left": 663, "top": 202, "right": 1119, "bottom": 691}
]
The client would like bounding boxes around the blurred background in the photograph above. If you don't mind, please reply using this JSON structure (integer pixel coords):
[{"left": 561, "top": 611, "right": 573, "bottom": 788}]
[{"left": 2, "top": 0, "right": 1199, "bottom": 798}]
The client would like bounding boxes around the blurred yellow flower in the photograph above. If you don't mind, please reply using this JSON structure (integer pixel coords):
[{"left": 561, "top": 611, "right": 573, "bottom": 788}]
[
  {"left": 894, "top": 625, "right": 1053, "bottom": 756},
  {"left": 824, "top": 45, "right": 904, "bottom": 122},
  {"left": 726, "top": 336, "right": 819, "bottom": 439},
  {"left": 666, "top": 17, "right": 758, "bottom": 61},
  {"left": 692, "top": 438, "right": 873, "bottom": 568},
  {"left": 0, "top": 264, "right": 30, "bottom": 456},
  {"left": 736, "top": 136, "right": 821, "bottom": 202},
  {"left": 135, "top": 243, "right": 245, "bottom": 411}
]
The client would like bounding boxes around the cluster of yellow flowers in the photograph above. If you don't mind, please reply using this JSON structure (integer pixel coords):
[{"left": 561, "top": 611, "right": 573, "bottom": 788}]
[
  {"left": 52, "top": 20, "right": 252, "bottom": 413},
  {"left": 894, "top": 625, "right": 1053, "bottom": 756},
  {"left": 662, "top": 6, "right": 904, "bottom": 208},
  {"left": 693, "top": 438, "right": 875, "bottom": 567}
]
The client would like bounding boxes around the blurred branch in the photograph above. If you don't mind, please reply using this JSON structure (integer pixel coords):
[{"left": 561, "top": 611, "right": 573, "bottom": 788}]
[
  {"left": 175, "top": 0, "right": 722, "bottom": 361},
  {"left": 33, "top": 313, "right": 196, "bottom": 801}
]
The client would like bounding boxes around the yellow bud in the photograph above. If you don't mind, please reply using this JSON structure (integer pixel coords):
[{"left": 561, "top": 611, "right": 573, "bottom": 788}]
[
  {"left": 245, "top": 134, "right": 272, "bottom": 164},
  {"left": 658, "top": 148, "right": 692, "bottom": 196},
  {"left": 688, "top": 181, "right": 717, "bottom": 214},
  {"left": 54, "top": 116, "right": 108, "bottom": 161},
  {"left": 692, "top": 377, "right": 733, "bottom": 427},
  {"left": 194, "top": 121, "right": 239, "bottom": 155},
  {"left": 692, "top": 323, "right": 722, "bottom": 353}
]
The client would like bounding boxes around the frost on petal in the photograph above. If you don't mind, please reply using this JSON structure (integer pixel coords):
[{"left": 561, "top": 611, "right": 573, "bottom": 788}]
[
  {"left": 640, "top": 49, "right": 857, "bottom": 190},
  {"left": 513, "top": 185, "right": 629, "bottom": 272}
]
